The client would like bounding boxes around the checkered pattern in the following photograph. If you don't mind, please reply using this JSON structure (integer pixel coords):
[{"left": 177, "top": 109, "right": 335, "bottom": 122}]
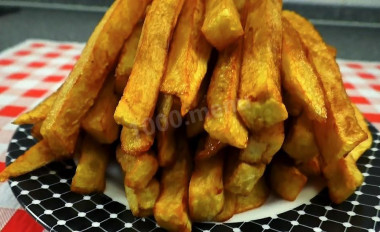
[{"left": 0, "top": 40, "right": 380, "bottom": 231}]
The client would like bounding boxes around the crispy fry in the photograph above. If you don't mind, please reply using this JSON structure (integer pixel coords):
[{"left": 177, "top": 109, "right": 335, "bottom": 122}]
[
  {"left": 125, "top": 178, "right": 160, "bottom": 217},
  {"left": 120, "top": 126, "right": 154, "bottom": 155},
  {"left": 239, "top": 122, "right": 284, "bottom": 164},
  {"left": 201, "top": 0, "right": 243, "bottom": 51},
  {"left": 41, "top": 0, "right": 149, "bottom": 156},
  {"left": 281, "top": 18, "right": 327, "bottom": 122},
  {"left": 186, "top": 96, "right": 207, "bottom": 137},
  {"left": 195, "top": 135, "right": 226, "bottom": 160},
  {"left": 116, "top": 146, "right": 158, "bottom": 190},
  {"left": 114, "top": 0, "right": 185, "bottom": 129},
  {"left": 160, "top": 0, "right": 211, "bottom": 115},
  {"left": 233, "top": 0, "right": 246, "bottom": 13},
  {"left": 327, "top": 44, "right": 337, "bottom": 58},
  {"left": 13, "top": 90, "right": 58, "bottom": 125},
  {"left": 213, "top": 191, "right": 236, "bottom": 222},
  {"left": 204, "top": 40, "right": 248, "bottom": 148},
  {"left": 283, "top": 11, "right": 367, "bottom": 164},
  {"left": 154, "top": 134, "right": 192, "bottom": 232},
  {"left": 0, "top": 140, "right": 55, "bottom": 182},
  {"left": 283, "top": 90, "right": 303, "bottom": 117},
  {"left": 81, "top": 77, "right": 119, "bottom": 144},
  {"left": 283, "top": 113, "right": 319, "bottom": 162},
  {"left": 224, "top": 149, "right": 265, "bottom": 195},
  {"left": 189, "top": 152, "right": 224, "bottom": 221},
  {"left": 237, "top": 0, "right": 287, "bottom": 131},
  {"left": 235, "top": 177, "right": 269, "bottom": 214},
  {"left": 323, "top": 155, "right": 363, "bottom": 204},
  {"left": 114, "top": 22, "right": 143, "bottom": 95},
  {"left": 349, "top": 104, "right": 372, "bottom": 161},
  {"left": 71, "top": 135, "right": 109, "bottom": 194},
  {"left": 31, "top": 121, "right": 43, "bottom": 140},
  {"left": 297, "top": 156, "right": 322, "bottom": 177}
]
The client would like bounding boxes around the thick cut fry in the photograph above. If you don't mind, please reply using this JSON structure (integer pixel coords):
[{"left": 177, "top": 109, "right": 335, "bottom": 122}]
[
  {"left": 327, "top": 45, "right": 337, "bottom": 58},
  {"left": 116, "top": 146, "right": 158, "bottom": 190},
  {"left": 283, "top": 11, "right": 367, "bottom": 164},
  {"left": 154, "top": 135, "right": 192, "bottom": 232},
  {"left": 201, "top": 0, "right": 243, "bottom": 51},
  {"left": 81, "top": 78, "right": 119, "bottom": 144},
  {"left": 186, "top": 96, "right": 207, "bottom": 137},
  {"left": 13, "top": 91, "right": 58, "bottom": 125},
  {"left": 213, "top": 191, "right": 236, "bottom": 222},
  {"left": 282, "top": 90, "right": 303, "bottom": 117},
  {"left": 239, "top": 122, "right": 284, "bottom": 164},
  {"left": 125, "top": 178, "right": 160, "bottom": 217},
  {"left": 0, "top": 140, "right": 55, "bottom": 182},
  {"left": 114, "top": 23, "right": 143, "bottom": 95},
  {"left": 204, "top": 40, "right": 248, "bottom": 148},
  {"left": 71, "top": 135, "right": 109, "bottom": 194},
  {"left": 283, "top": 113, "right": 319, "bottom": 162},
  {"left": 235, "top": 177, "right": 269, "bottom": 214},
  {"left": 189, "top": 152, "right": 224, "bottom": 221},
  {"left": 237, "top": 0, "right": 287, "bottom": 131},
  {"left": 297, "top": 156, "right": 322, "bottom": 177},
  {"left": 114, "top": 0, "right": 185, "bottom": 129},
  {"left": 31, "top": 121, "right": 43, "bottom": 140},
  {"left": 269, "top": 160, "right": 307, "bottom": 201},
  {"left": 323, "top": 155, "right": 363, "bottom": 204},
  {"left": 120, "top": 126, "right": 154, "bottom": 155},
  {"left": 196, "top": 136, "right": 226, "bottom": 160},
  {"left": 281, "top": 18, "right": 326, "bottom": 122},
  {"left": 160, "top": 0, "right": 211, "bottom": 115},
  {"left": 233, "top": 0, "right": 246, "bottom": 13},
  {"left": 41, "top": 0, "right": 149, "bottom": 156},
  {"left": 349, "top": 104, "right": 372, "bottom": 161},
  {"left": 224, "top": 150, "right": 265, "bottom": 195}
]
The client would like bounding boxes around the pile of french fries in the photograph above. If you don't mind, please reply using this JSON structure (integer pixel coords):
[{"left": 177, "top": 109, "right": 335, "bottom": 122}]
[{"left": 0, "top": 0, "right": 373, "bottom": 231}]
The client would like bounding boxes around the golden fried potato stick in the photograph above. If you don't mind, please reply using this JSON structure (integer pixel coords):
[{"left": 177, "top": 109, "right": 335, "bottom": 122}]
[
  {"left": 154, "top": 134, "right": 192, "bottom": 232},
  {"left": 114, "top": 0, "right": 185, "bottom": 129},
  {"left": 120, "top": 126, "right": 154, "bottom": 155},
  {"left": 31, "top": 121, "right": 43, "bottom": 140},
  {"left": 201, "top": 0, "right": 243, "bottom": 51},
  {"left": 237, "top": 0, "right": 287, "bottom": 131},
  {"left": 160, "top": 0, "right": 211, "bottom": 116},
  {"left": 81, "top": 77, "right": 119, "bottom": 144},
  {"left": 213, "top": 191, "right": 236, "bottom": 222},
  {"left": 189, "top": 152, "right": 224, "bottom": 221},
  {"left": 281, "top": 18, "right": 327, "bottom": 122},
  {"left": 186, "top": 96, "right": 207, "bottom": 138},
  {"left": 13, "top": 90, "right": 58, "bottom": 125},
  {"left": 125, "top": 178, "right": 160, "bottom": 217},
  {"left": 196, "top": 136, "right": 226, "bottom": 160},
  {"left": 235, "top": 177, "right": 270, "bottom": 214},
  {"left": 116, "top": 146, "right": 158, "bottom": 190},
  {"left": 283, "top": 113, "right": 319, "bottom": 162},
  {"left": 224, "top": 149, "right": 265, "bottom": 195},
  {"left": 327, "top": 45, "right": 337, "bottom": 58},
  {"left": 71, "top": 135, "right": 109, "bottom": 194},
  {"left": 114, "top": 23, "right": 143, "bottom": 95},
  {"left": 0, "top": 140, "right": 55, "bottom": 182},
  {"left": 297, "top": 156, "right": 322, "bottom": 177},
  {"left": 349, "top": 104, "right": 372, "bottom": 162},
  {"left": 239, "top": 122, "right": 284, "bottom": 164},
  {"left": 204, "top": 40, "right": 248, "bottom": 149},
  {"left": 283, "top": 11, "right": 367, "bottom": 164},
  {"left": 233, "top": 0, "right": 246, "bottom": 13},
  {"left": 282, "top": 90, "right": 303, "bottom": 117},
  {"left": 41, "top": 0, "right": 149, "bottom": 157},
  {"left": 323, "top": 155, "right": 363, "bottom": 204}
]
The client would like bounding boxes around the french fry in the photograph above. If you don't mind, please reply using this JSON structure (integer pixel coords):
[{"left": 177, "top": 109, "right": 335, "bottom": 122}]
[
  {"left": 283, "top": 11, "right": 367, "bottom": 164},
  {"left": 13, "top": 90, "right": 58, "bottom": 125},
  {"left": 323, "top": 155, "right": 363, "bottom": 204},
  {"left": 81, "top": 77, "right": 119, "bottom": 144},
  {"left": 120, "top": 126, "right": 154, "bottom": 155},
  {"left": 281, "top": 18, "right": 327, "bottom": 122},
  {"left": 154, "top": 134, "right": 192, "bottom": 232},
  {"left": 224, "top": 149, "right": 265, "bottom": 195},
  {"left": 204, "top": 39, "right": 248, "bottom": 149},
  {"left": 235, "top": 177, "right": 269, "bottom": 214},
  {"left": 201, "top": 0, "right": 243, "bottom": 51},
  {"left": 189, "top": 152, "right": 224, "bottom": 221},
  {"left": 282, "top": 90, "right": 303, "bottom": 117},
  {"left": 0, "top": 140, "right": 55, "bottom": 182},
  {"left": 237, "top": 0, "right": 287, "bottom": 131},
  {"left": 125, "top": 178, "right": 160, "bottom": 217},
  {"left": 71, "top": 135, "right": 109, "bottom": 194},
  {"left": 114, "top": 0, "right": 185, "bottom": 129},
  {"left": 213, "top": 191, "right": 236, "bottom": 222},
  {"left": 114, "top": 23, "right": 143, "bottom": 95},
  {"left": 116, "top": 146, "right": 158, "bottom": 190},
  {"left": 233, "top": 0, "right": 246, "bottom": 13},
  {"left": 31, "top": 121, "right": 43, "bottom": 140},
  {"left": 239, "top": 122, "right": 284, "bottom": 164},
  {"left": 186, "top": 96, "right": 207, "bottom": 138},
  {"left": 41, "top": 0, "right": 149, "bottom": 156},
  {"left": 327, "top": 45, "right": 337, "bottom": 58},
  {"left": 195, "top": 136, "right": 226, "bottom": 160},
  {"left": 297, "top": 156, "right": 322, "bottom": 177},
  {"left": 160, "top": 0, "right": 211, "bottom": 116}
]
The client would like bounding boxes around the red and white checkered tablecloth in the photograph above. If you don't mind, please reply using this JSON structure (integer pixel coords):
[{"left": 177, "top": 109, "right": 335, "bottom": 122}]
[{"left": 0, "top": 39, "right": 380, "bottom": 232}]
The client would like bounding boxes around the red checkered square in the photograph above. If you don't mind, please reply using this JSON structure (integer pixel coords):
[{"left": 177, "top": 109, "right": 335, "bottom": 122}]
[
  {"left": 27, "top": 61, "right": 47, "bottom": 68},
  {"left": 0, "top": 106, "right": 26, "bottom": 117},
  {"left": 371, "top": 84, "right": 380, "bottom": 92},
  {"left": 363, "top": 113, "right": 380, "bottom": 123},
  {"left": 0, "top": 86, "right": 8, "bottom": 94},
  {"left": 30, "top": 42, "right": 45, "bottom": 48},
  {"left": 0, "top": 162, "right": 4, "bottom": 172},
  {"left": 22, "top": 89, "right": 48, "bottom": 98},
  {"left": 0, "top": 59, "right": 14, "bottom": 66},
  {"left": 60, "top": 64, "right": 74, "bottom": 70},
  {"left": 7, "top": 73, "right": 29, "bottom": 80},
  {"left": 357, "top": 72, "right": 376, "bottom": 79},
  {"left": 43, "top": 75, "right": 65, "bottom": 82},
  {"left": 58, "top": 44, "right": 73, "bottom": 50},
  {"left": 44, "top": 52, "right": 60, "bottom": 58},
  {"left": 14, "top": 50, "right": 31, "bottom": 56},
  {"left": 350, "top": 96, "right": 370, "bottom": 104},
  {"left": 74, "top": 55, "right": 80, "bottom": 61},
  {"left": 343, "top": 83, "right": 355, "bottom": 89},
  {"left": 346, "top": 63, "right": 363, "bottom": 69}
]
